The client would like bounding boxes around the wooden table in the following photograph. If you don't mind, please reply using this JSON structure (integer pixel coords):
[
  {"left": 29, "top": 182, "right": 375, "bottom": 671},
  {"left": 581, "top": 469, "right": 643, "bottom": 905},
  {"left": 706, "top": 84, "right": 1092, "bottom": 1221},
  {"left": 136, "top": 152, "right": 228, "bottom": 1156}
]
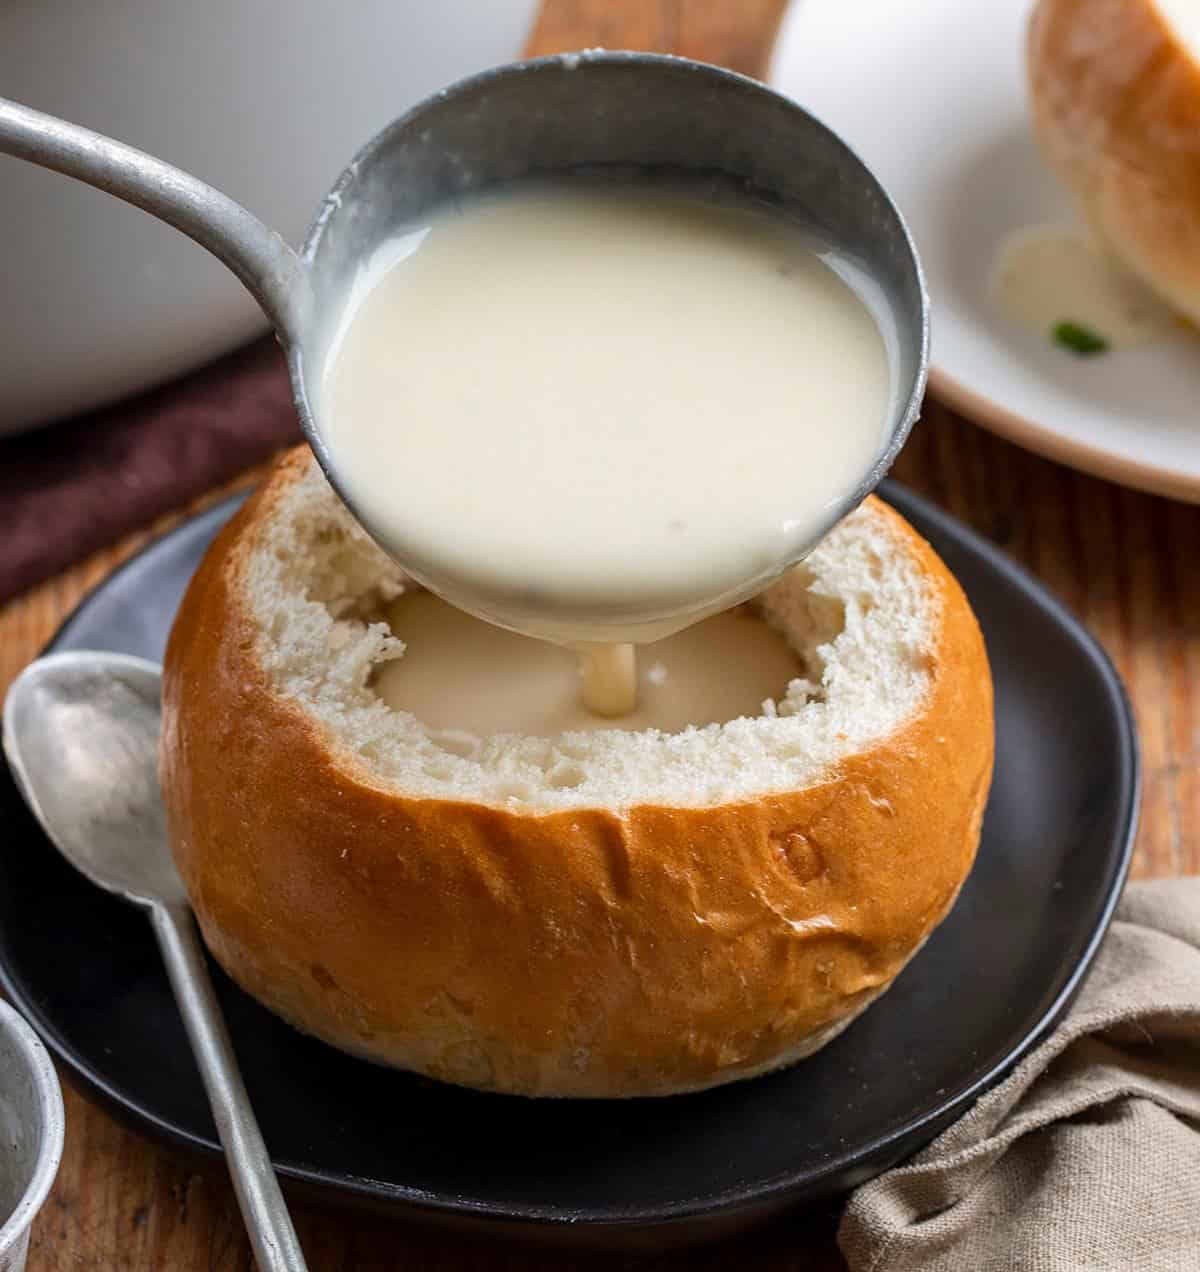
[{"left": 2, "top": 3, "right": 1196, "bottom": 1268}]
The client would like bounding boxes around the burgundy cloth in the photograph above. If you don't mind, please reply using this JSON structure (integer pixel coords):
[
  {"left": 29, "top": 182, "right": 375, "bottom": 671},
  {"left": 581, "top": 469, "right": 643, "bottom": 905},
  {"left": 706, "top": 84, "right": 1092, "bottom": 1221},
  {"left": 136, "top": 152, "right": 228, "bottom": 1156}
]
[{"left": 0, "top": 339, "right": 298, "bottom": 606}]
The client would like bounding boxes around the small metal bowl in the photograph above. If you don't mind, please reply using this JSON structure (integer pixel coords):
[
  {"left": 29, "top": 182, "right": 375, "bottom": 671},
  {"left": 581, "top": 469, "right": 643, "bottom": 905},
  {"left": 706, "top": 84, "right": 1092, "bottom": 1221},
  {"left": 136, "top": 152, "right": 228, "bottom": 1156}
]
[{"left": 0, "top": 1000, "right": 64, "bottom": 1272}]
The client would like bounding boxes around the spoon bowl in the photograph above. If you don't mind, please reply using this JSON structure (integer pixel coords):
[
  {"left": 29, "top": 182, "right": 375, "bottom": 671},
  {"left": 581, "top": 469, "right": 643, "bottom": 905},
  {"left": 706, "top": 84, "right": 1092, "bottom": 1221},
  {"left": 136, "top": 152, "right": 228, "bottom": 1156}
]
[{"left": 3, "top": 651, "right": 182, "bottom": 907}]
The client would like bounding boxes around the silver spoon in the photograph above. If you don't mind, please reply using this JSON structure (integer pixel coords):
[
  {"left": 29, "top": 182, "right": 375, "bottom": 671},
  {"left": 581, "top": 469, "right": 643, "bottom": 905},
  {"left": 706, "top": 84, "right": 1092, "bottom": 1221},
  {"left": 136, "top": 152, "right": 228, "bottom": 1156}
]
[
  {"left": 2, "top": 650, "right": 307, "bottom": 1272},
  {"left": 0, "top": 53, "right": 927, "bottom": 639}
]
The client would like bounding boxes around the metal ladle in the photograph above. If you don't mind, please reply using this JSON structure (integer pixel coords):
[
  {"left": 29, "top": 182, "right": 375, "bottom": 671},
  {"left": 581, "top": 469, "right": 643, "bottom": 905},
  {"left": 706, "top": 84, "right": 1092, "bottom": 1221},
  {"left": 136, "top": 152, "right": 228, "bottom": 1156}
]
[
  {"left": 3, "top": 651, "right": 307, "bottom": 1272},
  {"left": 0, "top": 52, "right": 928, "bottom": 637}
]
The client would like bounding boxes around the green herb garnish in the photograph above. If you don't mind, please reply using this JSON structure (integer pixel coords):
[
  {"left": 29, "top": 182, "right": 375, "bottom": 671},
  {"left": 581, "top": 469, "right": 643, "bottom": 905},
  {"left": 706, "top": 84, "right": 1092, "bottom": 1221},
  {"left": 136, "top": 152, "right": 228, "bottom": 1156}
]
[{"left": 1052, "top": 321, "right": 1109, "bottom": 355}]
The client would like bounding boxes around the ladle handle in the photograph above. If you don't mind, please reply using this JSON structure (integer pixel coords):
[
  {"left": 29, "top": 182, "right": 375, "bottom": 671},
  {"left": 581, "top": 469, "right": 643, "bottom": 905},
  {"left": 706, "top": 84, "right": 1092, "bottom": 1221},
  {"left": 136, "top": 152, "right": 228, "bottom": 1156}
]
[
  {"left": 150, "top": 901, "right": 308, "bottom": 1272},
  {"left": 0, "top": 95, "right": 307, "bottom": 342}
]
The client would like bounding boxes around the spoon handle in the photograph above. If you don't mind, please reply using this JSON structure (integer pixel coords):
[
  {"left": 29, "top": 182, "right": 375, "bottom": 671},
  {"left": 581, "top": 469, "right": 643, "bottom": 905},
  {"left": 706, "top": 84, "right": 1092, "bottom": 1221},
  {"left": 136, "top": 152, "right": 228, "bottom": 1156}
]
[
  {"left": 0, "top": 95, "right": 307, "bottom": 341},
  {"left": 150, "top": 901, "right": 308, "bottom": 1272}
]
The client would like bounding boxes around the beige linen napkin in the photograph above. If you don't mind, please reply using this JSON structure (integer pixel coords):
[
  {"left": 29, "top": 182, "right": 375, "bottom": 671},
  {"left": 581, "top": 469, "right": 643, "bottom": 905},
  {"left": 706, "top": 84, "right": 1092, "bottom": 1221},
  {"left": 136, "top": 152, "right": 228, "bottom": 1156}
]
[{"left": 840, "top": 878, "right": 1200, "bottom": 1271}]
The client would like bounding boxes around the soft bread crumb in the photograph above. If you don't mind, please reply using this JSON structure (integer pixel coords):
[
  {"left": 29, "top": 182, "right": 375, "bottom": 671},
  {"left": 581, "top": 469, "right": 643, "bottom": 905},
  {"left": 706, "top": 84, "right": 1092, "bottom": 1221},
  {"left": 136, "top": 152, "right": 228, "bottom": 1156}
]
[{"left": 243, "top": 463, "right": 938, "bottom": 810}]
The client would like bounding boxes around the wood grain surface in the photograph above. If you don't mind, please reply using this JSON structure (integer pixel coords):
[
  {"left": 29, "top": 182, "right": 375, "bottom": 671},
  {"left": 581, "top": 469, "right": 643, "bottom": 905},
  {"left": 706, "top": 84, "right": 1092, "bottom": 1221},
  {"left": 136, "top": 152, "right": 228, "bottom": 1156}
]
[{"left": 2, "top": 2, "right": 1196, "bottom": 1268}]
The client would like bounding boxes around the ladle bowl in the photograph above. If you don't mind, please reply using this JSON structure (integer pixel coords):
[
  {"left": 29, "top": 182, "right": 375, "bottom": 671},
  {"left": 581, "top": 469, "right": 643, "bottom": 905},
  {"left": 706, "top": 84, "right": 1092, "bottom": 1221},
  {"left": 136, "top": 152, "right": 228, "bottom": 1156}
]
[{"left": 0, "top": 52, "right": 928, "bottom": 635}]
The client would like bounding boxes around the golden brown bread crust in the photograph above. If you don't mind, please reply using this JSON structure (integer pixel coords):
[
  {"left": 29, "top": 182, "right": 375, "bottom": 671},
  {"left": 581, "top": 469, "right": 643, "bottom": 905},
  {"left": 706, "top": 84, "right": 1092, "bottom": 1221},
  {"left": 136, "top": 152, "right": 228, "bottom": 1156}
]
[
  {"left": 160, "top": 448, "right": 994, "bottom": 1097},
  {"left": 1028, "top": 0, "right": 1200, "bottom": 322}
]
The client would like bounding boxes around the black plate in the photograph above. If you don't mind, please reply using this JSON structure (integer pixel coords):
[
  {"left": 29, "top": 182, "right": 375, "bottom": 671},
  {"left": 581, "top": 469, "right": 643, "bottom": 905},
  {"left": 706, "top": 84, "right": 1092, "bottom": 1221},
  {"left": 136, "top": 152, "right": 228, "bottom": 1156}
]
[{"left": 0, "top": 481, "right": 1137, "bottom": 1250}]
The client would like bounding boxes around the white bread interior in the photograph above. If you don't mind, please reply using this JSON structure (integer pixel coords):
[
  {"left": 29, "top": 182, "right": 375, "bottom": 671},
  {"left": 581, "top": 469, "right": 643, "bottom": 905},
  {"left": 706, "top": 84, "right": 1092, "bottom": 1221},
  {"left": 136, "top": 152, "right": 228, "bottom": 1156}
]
[{"left": 245, "top": 460, "right": 935, "bottom": 810}]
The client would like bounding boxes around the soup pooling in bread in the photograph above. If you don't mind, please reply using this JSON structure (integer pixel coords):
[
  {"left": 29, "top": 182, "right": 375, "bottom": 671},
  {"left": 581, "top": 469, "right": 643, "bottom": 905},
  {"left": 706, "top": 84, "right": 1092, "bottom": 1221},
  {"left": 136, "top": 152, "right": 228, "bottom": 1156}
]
[
  {"left": 375, "top": 591, "right": 803, "bottom": 737},
  {"left": 320, "top": 178, "right": 893, "bottom": 713}
]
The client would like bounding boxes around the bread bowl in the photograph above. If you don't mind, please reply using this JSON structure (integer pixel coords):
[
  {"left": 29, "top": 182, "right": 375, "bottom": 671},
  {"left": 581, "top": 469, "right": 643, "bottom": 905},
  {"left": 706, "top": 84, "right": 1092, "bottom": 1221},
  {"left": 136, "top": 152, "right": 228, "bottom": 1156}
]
[
  {"left": 1028, "top": 0, "right": 1200, "bottom": 324},
  {"left": 160, "top": 448, "right": 994, "bottom": 1098}
]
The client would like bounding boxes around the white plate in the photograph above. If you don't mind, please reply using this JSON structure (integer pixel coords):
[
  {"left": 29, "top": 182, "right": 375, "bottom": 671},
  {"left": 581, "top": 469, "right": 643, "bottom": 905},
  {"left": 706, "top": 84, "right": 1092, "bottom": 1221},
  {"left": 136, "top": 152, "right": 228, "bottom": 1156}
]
[{"left": 769, "top": 0, "right": 1200, "bottom": 501}]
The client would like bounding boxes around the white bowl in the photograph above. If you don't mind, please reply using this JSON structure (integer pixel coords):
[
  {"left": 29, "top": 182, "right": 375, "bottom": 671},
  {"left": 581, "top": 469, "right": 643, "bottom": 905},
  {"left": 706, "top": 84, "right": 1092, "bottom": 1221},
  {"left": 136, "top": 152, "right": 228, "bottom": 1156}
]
[
  {"left": 0, "top": 0, "right": 537, "bottom": 434},
  {"left": 0, "top": 1000, "right": 64, "bottom": 1272}
]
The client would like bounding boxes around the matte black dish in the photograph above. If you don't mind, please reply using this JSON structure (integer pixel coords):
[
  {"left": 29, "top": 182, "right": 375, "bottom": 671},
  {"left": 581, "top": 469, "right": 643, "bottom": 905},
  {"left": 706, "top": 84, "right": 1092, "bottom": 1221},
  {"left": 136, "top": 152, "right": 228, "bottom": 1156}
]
[{"left": 0, "top": 480, "right": 1137, "bottom": 1249}]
